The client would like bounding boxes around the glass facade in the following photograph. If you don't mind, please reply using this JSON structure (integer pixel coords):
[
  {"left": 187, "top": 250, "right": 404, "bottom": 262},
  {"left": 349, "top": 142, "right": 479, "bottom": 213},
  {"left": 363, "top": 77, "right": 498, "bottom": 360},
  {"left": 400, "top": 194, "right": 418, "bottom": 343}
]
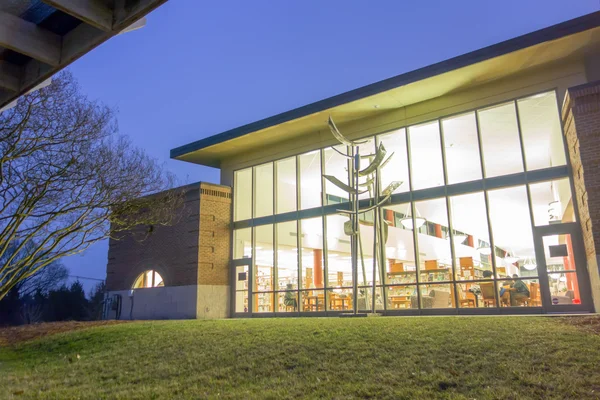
[{"left": 232, "top": 90, "right": 584, "bottom": 314}]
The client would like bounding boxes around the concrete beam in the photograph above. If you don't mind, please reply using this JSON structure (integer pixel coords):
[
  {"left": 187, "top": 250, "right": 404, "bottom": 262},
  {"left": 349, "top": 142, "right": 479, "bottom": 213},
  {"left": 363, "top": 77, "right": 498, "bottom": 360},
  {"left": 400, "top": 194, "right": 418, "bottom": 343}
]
[
  {"left": 0, "top": 12, "right": 61, "bottom": 67},
  {"left": 114, "top": 0, "right": 167, "bottom": 31},
  {"left": 0, "top": 61, "right": 21, "bottom": 92},
  {"left": 42, "top": 0, "right": 113, "bottom": 32}
]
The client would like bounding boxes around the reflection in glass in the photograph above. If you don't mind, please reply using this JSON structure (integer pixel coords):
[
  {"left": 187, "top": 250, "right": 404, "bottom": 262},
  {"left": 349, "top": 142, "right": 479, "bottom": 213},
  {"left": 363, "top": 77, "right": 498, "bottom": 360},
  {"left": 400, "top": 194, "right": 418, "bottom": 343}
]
[
  {"left": 449, "top": 192, "right": 492, "bottom": 280},
  {"left": 234, "top": 168, "right": 252, "bottom": 221},
  {"left": 488, "top": 186, "right": 537, "bottom": 277},
  {"left": 254, "top": 163, "right": 273, "bottom": 218},
  {"left": 323, "top": 145, "right": 349, "bottom": 204},
  {"left": 529, "top": 178, "right": 574, "bottom": 226},
  {"left": 478, "top": 102, "right": 523, "bottom": 177},
  {"left": 442, "top": 112, "right": 482, "bottom": 184},
  {"left": 378, "top": 128, "right": 410, "bottom": 193},
  {"left": 409, "top": 121, "right": 444, "bottom": 190},
  {"left": 414, "top": 198, "right": 452, "bottom": 282},
  {"left": 276, "top": 157, "right": 297, "bottom": 214},
  {"left": 299, "top": 150, "right": 322, "bottom": 210},
  {"left": 277, "top": 221, "right": 297, "bottom": 291},
  {"left": 233, "top": 228, "right": 252, "bottom": 259},
  {"left": 517, "top": 91, "right": 566, "bottom": 171}
]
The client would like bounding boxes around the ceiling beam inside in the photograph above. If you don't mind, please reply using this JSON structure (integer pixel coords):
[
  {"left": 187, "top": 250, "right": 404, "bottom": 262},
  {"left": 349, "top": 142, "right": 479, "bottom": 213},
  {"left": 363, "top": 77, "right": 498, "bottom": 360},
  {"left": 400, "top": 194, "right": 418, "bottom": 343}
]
[
  {"left": 0, "top": 11, "right": 61, "bottom": 66},
  {"left": 42, "top": 0, "right": 114, "bottom": 32}
]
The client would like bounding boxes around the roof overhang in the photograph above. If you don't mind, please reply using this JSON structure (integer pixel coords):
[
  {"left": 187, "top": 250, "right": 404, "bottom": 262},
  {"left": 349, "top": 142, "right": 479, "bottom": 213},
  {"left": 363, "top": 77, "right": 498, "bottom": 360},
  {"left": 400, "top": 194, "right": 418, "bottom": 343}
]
[
  {"left": 0, "top": 0, "right": 169, "bottom": 111},
  {"left": 171, "top": 11, "right": 600, "bottom": 168}
]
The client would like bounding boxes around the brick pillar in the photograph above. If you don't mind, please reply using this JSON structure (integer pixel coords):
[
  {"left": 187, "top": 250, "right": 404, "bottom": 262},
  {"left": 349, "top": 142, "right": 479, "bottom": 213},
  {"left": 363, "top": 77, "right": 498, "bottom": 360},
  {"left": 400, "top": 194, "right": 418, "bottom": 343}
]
[
  {"left": 197, "top": 182, "right": 232, "bottom": 318},
  {"left": 561, "top": 81, "right": 600, "bottom": 311}
]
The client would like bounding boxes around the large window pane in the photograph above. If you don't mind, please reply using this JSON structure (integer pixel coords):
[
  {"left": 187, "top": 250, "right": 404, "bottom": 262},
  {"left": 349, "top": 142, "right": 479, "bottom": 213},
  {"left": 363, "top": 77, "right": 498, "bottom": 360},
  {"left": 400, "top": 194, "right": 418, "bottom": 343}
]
[
  {"left": 299, "top": 150, "right": 322, "bottom": 210},
  {"left": 383, "top": 203, "right": 417, "bottom": 285},
  {"left": 488, "top": 186, "right": 537, "bottom": 278},
  {"left": 323, "top": 145, "right": 349, "bottom": 205},
  {"left": 254, "top": 163, "right": 273, "bottom": 218},
  {"left": 277, "top": 221, "right": 298, "bottom": 291},
  {"left": 254, "top": 224, "right": 273, "bottom": 292},
  {"left": 357, "top": 211, "right": 376, "bottom": 286},
  {"left": 387, "top": 285, "right": 417, "bottom": 310},
  {"left": 300, "top": 217, "right": 324, "bottom": 290},
  {"left": 409, "top": 121, "right": 444, "bottom": 190},
  {"left": 357, "top": 137, "right": 375, "bottom": 200},
  {"left": 235, "top": 265, "right": 249, "bottom": 313},
  {"left": 378, "top": 128, "right": 410, "bottom": 194},
  {"left": 326, "top": 215, "right": 353, "bottom": 290},
  {"left": 234, "top": 168, "right": 252, "bottom": 221},
  {"left": 478, "top": 102, "right": 524, "bottom": 177},
  {"left": 415, "top": 198, "right": 452, "bottom": 283},
  {"left": 498, "top": 278, "right": 540, "bottom": 307},
  {"left": 276, "top": 157, "right": 297, "bottom": 214},
  {"left": 529, "top": 178, "right": 574, "bottom": 226},
  {"left": 442, "top": 112, "right": 482, "bottom": 184},
  {"left": 544, "top": 234, "right": 581, "bottom": 306},
  {"left": 418, "top": 284, "right": 453, "bottom": 308},
  {"left": 233, "top": 228, "right": 252, "bottom": 259},
  {"left": 518, "top": 91, "right": 566, "bottom": 171},
  {"left": 449, "top": 192, "right": 493, "bottom": 280}
]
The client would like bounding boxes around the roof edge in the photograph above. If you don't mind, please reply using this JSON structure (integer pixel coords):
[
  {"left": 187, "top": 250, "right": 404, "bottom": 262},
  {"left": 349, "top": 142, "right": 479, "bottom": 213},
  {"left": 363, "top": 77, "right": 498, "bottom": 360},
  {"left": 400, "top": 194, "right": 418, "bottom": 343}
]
[{"left": 170, "top": 10, "right": 600, "bottom": 161}]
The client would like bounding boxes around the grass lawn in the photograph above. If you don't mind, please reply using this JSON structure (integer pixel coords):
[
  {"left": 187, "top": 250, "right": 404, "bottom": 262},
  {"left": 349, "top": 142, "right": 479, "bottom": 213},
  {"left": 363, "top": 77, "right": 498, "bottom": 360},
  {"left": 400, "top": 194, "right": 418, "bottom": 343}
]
[{"left": 1, "top": 316, "right": 600, "bottom": 399}]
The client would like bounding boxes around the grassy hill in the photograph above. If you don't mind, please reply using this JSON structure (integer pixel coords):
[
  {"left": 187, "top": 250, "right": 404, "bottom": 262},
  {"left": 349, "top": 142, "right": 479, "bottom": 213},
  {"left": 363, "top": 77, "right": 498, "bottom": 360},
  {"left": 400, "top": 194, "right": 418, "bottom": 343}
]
[{"left": 1, "top": 316, "right": 600, "bottom": 399}]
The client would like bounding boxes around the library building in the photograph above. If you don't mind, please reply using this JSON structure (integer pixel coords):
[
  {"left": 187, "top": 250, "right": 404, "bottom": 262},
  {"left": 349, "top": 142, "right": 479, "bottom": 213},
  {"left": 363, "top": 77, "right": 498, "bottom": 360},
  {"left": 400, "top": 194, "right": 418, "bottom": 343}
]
[{"left": 105, "top": 12, "right": 600, "bottom": 319}]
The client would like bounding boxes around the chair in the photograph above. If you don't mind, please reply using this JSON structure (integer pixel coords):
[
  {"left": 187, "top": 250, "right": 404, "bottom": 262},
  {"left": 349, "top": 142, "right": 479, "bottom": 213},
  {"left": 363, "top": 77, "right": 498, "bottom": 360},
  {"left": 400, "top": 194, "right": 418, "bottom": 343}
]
[
  {"left": 528, "top": 282, "right": 541, "bottom": 306},
  {"left": 416, "top": 289, "right": 451, "bottom": 309},
  {"left": 479, "top": 282, "right": 496, "bottom": 307}
]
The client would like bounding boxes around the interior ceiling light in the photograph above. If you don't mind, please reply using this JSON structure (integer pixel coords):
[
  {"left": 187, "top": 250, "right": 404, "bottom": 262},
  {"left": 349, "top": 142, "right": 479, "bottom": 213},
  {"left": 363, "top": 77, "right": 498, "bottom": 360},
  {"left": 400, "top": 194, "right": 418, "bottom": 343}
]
[
  {"left": 523, "top": 258, "right": 537, "bottom": 271},
  {"left": 400, "top": 204, "right": 426, "bottom": 230}
]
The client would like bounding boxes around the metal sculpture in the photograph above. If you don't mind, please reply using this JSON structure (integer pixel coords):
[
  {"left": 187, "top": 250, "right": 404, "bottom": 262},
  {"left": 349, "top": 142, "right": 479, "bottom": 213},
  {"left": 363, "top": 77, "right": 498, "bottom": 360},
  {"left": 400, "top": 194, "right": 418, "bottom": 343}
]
[{"left": 324, "top": 116, "right": 402, "bottom": 313}]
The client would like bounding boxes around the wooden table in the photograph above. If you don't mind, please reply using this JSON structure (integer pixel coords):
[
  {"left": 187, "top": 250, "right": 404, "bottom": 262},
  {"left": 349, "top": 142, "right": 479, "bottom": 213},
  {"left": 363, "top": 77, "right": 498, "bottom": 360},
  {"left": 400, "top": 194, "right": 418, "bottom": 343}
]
[
  {"left": 390, "top": 295, "right": 412, "bottom": 309},
  {"left": 330, "top": 295, "right": 351, "bottom": 311},
  {"left": 304, "top": 295, "right": 324, "bottom": 311}
]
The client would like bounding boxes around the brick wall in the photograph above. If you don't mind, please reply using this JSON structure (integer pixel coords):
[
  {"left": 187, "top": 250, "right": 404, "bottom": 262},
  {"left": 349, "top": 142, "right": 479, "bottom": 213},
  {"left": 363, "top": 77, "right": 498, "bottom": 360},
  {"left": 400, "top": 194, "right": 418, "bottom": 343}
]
[
  {"left": 197, "top": 183, "right": 232, "bottom": 286},
  {"left": 105, "top": 184, "right": 201, "bottom": 291},
  {"left": 561, "top": 81, "right": 600, "bottom": 311}
]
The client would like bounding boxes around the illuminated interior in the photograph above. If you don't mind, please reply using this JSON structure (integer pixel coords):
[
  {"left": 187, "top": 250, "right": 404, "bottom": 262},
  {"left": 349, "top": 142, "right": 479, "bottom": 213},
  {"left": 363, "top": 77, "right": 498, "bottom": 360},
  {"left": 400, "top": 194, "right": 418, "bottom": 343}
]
[
  {"left": 132, "top": 270, "right": 164, "bottom": 289},
  {"left": 232, "top": 91, "right": 583, "bottom": 313}
]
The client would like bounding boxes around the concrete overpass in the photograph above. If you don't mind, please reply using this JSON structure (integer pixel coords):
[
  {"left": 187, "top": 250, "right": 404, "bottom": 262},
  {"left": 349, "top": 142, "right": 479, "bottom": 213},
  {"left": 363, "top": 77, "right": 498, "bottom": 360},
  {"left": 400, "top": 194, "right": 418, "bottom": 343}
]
[{"left": 0, "top": 0, "right": 168, "bottom": 110}]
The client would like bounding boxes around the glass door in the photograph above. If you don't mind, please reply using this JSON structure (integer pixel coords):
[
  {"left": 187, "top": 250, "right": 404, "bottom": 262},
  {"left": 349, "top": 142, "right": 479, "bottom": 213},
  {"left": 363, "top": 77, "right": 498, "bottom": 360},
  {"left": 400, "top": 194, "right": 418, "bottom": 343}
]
[
  {"left": 533, "top": 224, "right": 592, "bottom": 312},
  {"left": 232, "top": 258, "right": 252, "bottom": 315}
]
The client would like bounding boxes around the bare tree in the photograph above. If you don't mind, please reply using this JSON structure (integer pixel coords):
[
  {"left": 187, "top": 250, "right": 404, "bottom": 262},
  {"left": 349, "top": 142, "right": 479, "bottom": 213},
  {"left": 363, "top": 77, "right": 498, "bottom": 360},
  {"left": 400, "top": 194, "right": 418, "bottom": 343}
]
[{"left": 0, "top": 72, "right": 181, "bottom": 300}]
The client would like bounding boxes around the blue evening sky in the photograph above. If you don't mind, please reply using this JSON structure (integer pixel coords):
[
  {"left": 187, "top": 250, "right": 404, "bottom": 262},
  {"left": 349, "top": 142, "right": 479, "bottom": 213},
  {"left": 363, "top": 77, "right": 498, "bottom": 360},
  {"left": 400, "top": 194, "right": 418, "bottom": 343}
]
[{"left": 64, "top": 0, "right": 600, "bottom": 292}]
